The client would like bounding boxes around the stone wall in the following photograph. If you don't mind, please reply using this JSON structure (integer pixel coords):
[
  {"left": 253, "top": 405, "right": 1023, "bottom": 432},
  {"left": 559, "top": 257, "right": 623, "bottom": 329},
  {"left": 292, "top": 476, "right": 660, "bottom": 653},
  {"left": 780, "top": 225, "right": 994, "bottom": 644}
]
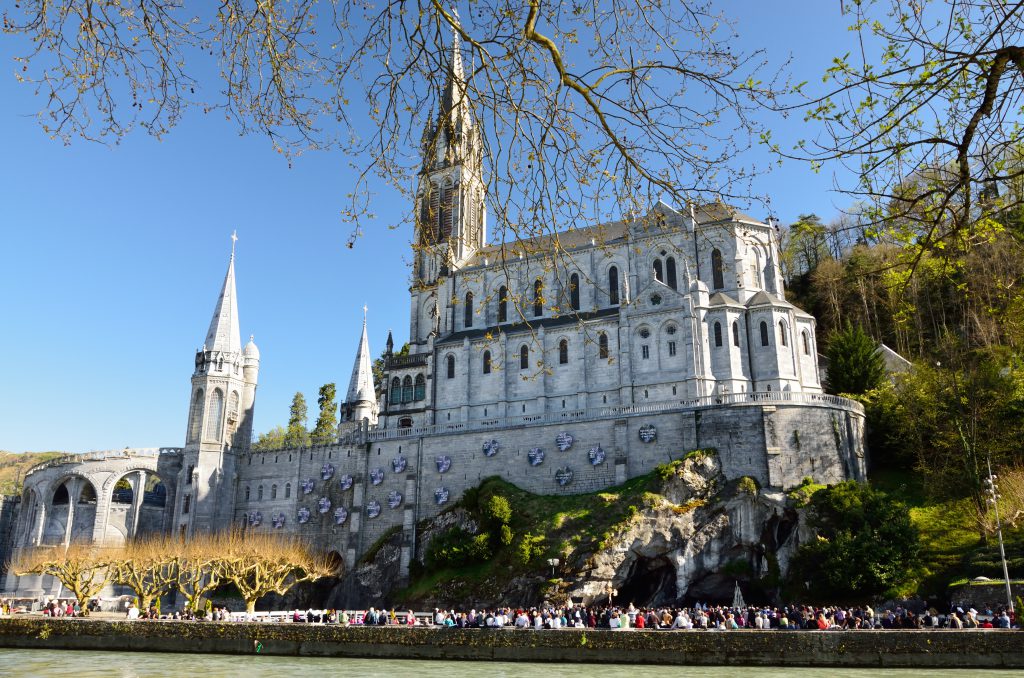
[{"left": 0, "top": 619, "right": 1020, "bottom": 668}]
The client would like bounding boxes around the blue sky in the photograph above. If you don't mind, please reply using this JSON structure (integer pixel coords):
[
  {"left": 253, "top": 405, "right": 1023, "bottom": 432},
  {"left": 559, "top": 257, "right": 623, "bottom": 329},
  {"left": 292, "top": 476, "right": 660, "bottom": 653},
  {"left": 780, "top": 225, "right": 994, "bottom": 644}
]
[{"left": 0, "top": 3, "right": 863, "bottom": 452}]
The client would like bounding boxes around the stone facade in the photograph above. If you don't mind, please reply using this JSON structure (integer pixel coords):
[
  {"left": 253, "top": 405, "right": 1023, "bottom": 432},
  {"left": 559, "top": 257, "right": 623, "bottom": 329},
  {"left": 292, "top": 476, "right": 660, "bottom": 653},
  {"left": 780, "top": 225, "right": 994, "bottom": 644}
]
[{"left": 2, "top": 41, "right": 867, "bottom": 598}]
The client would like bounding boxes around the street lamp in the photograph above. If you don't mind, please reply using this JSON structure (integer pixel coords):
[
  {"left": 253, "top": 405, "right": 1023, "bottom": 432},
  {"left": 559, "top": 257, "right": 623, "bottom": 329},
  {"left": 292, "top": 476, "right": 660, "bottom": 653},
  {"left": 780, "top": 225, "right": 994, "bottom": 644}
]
[
  {"left": 547, "top": 558, "right": 560, "bottom": 577},
  {"left": 984, "top": 459, "right": 1015, "bottom": 615}
]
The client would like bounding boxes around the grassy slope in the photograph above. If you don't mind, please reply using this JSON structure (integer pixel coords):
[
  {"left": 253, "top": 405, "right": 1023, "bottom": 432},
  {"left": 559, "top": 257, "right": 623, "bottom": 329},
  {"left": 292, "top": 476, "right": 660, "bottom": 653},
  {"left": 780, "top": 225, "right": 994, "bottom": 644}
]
[{"left": 0, "top": 451, "right": 68, "bottom": 495}]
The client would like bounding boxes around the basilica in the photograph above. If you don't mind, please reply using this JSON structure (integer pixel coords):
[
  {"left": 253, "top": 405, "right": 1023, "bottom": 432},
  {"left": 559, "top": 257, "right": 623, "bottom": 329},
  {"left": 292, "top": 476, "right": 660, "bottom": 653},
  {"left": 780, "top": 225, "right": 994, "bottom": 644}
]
[{"left": 1, "top": 41, "right": 866, "bottom": 598}]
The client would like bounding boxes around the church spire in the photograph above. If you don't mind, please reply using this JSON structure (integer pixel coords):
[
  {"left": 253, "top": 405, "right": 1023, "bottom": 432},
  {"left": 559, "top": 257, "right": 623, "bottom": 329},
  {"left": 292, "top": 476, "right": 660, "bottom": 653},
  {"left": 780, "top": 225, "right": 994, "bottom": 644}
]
[
  {"left": 204, "top": 240, "right": 242, "bottom": 355},
  {"left": 344, "top": 309, "right": 378, "bottom": 424},
  {"left": 439, "top": 33, "right": 471, "bottom": 133}
]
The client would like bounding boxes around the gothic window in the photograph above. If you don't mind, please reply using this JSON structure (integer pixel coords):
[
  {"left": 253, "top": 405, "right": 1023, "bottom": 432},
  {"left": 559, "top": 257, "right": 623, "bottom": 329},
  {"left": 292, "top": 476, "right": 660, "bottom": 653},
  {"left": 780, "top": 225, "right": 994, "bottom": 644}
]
[
  {"left": 760, "top": 321, "right": 769, "bottom": 347},
  {"left": 520, "top": 345, "right": 529, "bottom": 370},
  {"left": 188, "top": 389, "right": 204, "bottom": 443},
  {"left": 559, "top": 339, "right": 569, "bottom": 365},
  {"left": 186, "top": 465, "right": 194, "bottom": 485},
  {"left": 271, "top": 485, "right": 277, "bottom": 500},
  {"left": 666, "top": 257, "right": 678, "bottom": 290},
  {"left": 714, "top": 322, "right": 723, "bottom": 347},
  {"left": 414, "top": 374, "right": 426, "bottom": 400},
  {"left": 569, "top": 273, "right": 580, "bottom": 311},
  {"left": 446, "top": 355, "right": 455, "bottom": 379},
  {"left": 802, "top": 330, "right": 810, "bottom": 355},
  {"left": 257, "top": 485, "right": 264, "bottom": 501},
  {"left": 711, "top": 249, "right": 724, "bottom": 290},
  {"left": 779, "top": 320, "right": 788, "bottom": 347},
  {"left": 245, "top": 486, "right": 251, "bottom": 502},
  {"left": 599, "top": 332, "right": 609, "bottom": 359},
  {"left": 733, "top": 321, "right": 740, "bottom": 347},
  {"left": 227, "top": 391, "right": 240, "bottom": 430},
  {"left": 390, "top": 378, "right": 401, "bottom": 404},
  {"left": 533, "top": 279, "right": 544, "bottom": 317},
  {"left": 608, "top": 266, "right": 619, "bottom": 305},
  {"left": 183, "top": 494, "right": 191, "bottom": 514},
  {"left": 440, "top": 181, "right": 457, "bottom": 239},
  {"left": 483, "top": 350, "right": 492, "bottom": 374},
  {"left": 497, "top": 286, "right": 508, "bottom": 323},
  {"left": 464, "top": 291, "right": 474, "bottom": 328},
  {"left": 206, "top": 388, "right": 224, "bottom": 440},
  {"left": 285, "top": 483, "right": 291, "bottom": 499},
  {"left": 668, "top": 341, "right": 677, "bottom": 357},
  {"left": 653, "top": 258, "right": 664, "bottom": 283},
  {"left": 402, "top": 376, "right": 413, "bottom": 403},
  {"left": 641, "top": 345, "right": 650, "bottom": 359}
]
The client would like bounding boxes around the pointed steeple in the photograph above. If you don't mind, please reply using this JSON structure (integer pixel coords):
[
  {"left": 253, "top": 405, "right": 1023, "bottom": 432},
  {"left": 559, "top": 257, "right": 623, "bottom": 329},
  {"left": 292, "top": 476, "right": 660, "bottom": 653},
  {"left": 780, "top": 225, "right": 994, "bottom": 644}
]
[
  {"left": 439, "top": 33, "right": 472, "bottom": 134},
  {"left": 204, "top": 247, "right": 242, "bottom": 355},
  {"left": 345, "top": 309, "right": 377, "bottom": 408}
]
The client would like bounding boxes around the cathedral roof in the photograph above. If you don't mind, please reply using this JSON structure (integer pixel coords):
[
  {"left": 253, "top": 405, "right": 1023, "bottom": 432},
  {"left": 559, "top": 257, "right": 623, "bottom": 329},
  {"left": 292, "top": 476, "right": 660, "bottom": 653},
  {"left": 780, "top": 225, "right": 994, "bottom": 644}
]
[
  {"left": 204, "top": 252, "right": 242, "bottom": 354},
  {"left": 707, "top": 291, "right": 742, "bottom": 307},
  {"left": 345, "top": 316, "right": 377, "bottom": 406}
]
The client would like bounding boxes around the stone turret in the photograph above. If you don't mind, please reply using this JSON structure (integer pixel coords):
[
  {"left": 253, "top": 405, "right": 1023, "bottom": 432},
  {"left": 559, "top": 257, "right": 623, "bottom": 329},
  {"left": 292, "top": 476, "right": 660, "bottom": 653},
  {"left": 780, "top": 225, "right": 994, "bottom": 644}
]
[{"left": 342, "top": 310, "right": 379, "bottom": 427}]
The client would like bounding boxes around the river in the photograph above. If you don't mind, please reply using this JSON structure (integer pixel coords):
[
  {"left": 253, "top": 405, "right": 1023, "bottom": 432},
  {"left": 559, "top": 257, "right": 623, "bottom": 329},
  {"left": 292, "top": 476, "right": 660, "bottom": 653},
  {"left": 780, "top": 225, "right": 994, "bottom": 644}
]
[{"left": 3, "top": 650, "right": 1021, "bottom": 677}]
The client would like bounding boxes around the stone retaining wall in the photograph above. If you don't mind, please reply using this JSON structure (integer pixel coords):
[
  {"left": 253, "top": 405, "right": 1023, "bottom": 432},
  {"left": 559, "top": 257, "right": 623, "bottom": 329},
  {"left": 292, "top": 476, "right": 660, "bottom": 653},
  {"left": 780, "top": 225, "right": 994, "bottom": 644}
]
[{"left": 0, "top": 619, "right": 1020, "bottom": 668}]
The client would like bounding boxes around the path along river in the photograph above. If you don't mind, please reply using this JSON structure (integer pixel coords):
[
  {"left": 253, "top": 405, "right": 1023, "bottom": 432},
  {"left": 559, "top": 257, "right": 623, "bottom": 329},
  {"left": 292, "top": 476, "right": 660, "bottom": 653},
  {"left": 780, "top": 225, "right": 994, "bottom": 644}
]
[{"left": 4, "top": 650, "right": 1022, "bottom": 678}]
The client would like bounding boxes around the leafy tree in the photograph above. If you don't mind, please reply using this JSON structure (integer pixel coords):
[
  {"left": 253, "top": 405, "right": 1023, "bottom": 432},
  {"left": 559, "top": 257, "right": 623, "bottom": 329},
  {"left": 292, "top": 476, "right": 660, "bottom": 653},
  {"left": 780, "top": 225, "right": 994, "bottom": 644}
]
[
  {"left": 252, "top": 425, "right": 287, "bottom": 452},
  {"left": 284, "top": 392, "right": 309, "bottom": 448},
  {"left": 825, "top": 321, "right": 885, "bottom": 396},
  {"left": 311, "top": 383, "right": 338, "bottom": 444},
  {"left": 790, "top": 481, "right": 919, "bottom": 601}
]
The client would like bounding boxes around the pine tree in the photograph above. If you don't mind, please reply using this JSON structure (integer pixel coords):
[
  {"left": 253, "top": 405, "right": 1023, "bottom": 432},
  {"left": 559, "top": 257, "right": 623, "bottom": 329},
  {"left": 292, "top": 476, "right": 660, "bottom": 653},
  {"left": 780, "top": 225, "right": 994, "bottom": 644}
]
[
  {"left": 284, "top": 392, "right": 309, "bottom": 448},
  {"left": 311, "top": 383, "right": 338, "bottom": 444},
  {"left": 825, "top": 321, "right": 885, "bottom": 395}
]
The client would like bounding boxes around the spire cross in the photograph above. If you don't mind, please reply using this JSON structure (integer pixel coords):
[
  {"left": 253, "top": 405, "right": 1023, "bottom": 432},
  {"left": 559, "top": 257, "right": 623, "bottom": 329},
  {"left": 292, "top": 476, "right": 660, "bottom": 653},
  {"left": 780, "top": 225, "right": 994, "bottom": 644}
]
[{"left": 230, "top": 230, "right": 238, "bottom": 257}]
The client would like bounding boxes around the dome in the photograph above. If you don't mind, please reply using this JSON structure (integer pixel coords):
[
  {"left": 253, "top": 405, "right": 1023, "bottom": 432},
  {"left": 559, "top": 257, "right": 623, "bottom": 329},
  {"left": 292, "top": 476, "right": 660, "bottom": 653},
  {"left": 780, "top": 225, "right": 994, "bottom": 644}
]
[{"left": 243, "top": 335, "right": 260, "bottom": 360}]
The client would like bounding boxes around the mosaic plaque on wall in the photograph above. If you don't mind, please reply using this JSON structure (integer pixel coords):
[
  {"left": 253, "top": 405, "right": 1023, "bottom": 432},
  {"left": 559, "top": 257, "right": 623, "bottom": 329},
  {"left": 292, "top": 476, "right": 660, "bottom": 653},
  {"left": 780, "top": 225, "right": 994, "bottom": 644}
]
[
  {"left": 527, "top": 448, "right": 545, "bottom": 466},
  {"left": 370, "top": 468, "right": 385, "bottom": 485},
  {"left": 338, "top": 474, "right": 354, "bottom": 491},
  {"left": 321, "top": 462, "right": 335, "bottom": 480},
  {"left": 317, "top": 497, "right": 331, "bottom": 514},
  {"left": 333, "top": 506, "right": 348, "bottom": 525},
  {"left": 387, "top": 490, "right": 403, "bottom": 509},
  {"left": 272, "top": 512, "right": 286, "bottom": 529},
  {"left": 556, "top": 432, "right": 574, "bottom": 451},
  {"left": 366, "top": 500, "right": 381, "bottom": 518},
  {"left": 436, "top": 455, "right": 452, "bottom": 473},
  {"left": 392, "top": 456, "right": 407, "bottom": 473},
  {"left": 301, "top": 479, "right": 315, "bottom": 495},
  {"left": 482, "top": 439, "right": 500, "bottom": 457},
  {"left": 639, "top": 424, "right": 657, "bottom": 443},
  {"left": 589, "top": 445, "right": 606, "bottom": 466},
  {"left": 248, "top": 511, "right": 262, "bottom": 527},
  {"left": 434, "top": 487, "right": 450, "bottom": 505},
  {"left": 555, "top": 467, "right": 574, "bottom": 486},
  {"left": 297, "top": 507, "right": 311, "bottom": 524}
]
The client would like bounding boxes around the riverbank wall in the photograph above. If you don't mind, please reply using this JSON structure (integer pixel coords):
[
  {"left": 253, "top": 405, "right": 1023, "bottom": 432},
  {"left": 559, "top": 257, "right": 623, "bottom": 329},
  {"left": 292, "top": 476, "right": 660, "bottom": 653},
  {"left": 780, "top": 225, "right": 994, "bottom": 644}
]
[{"left": 0, "top": 619, "right": 1020, "bottom": 668}]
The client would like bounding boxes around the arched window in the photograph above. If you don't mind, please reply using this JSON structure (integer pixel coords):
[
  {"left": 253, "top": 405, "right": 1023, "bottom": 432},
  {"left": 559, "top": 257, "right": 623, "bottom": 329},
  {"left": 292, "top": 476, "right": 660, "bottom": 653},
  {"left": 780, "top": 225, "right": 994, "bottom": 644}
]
[
  {"left": 802, "top": 330, "right": 810, "bottom": 355},
  {"left": 599, "top": 332, "right": 609, "bottom": 359},
  {"left": 206, "top": 388, "right": 224, "bottom": 440},
  {"left": 414, "top": 374, "right": 426, "bottom": 400},
  {"left": 483, "top": 350, "right": 492, "bottom": 374},
  {"left": 464, "top": 291, "right": 474, "bottom": 328},
  {"left": 533, "top": 279, "right": 544, "bottom": 317},
  {"left": 714, "top": 322, "right": 723, "bottom": 347},
  {"left": 390, "top": 377, "right": 401, "bottom": 403},
  {"left": 497, "top": 286, "right": 508, "bottom": 323},
  {"left": 666, "top": 257, "right": 677, "bottom": 290},
  {"left": 779, "top": 320, "right": 788, "bottom": 347},
  {"left": 711, "top": 249, "right": 724, "bottom": 290},
  {"left": 227, "top": 390, "right": 240, "bottom": 429},
  {"left": 446, "top": 355, "right": 455, "bottom": 379},
  {"left": 245, "top": 486, "right": 251, "bottom": 501},
  {"left": 732, "top": 321, "right": 740, "bottom": 347},
  {"left": 569, "top": 273, "right": 580, "bottom": 311},
  {"left": 402, "top": 375, "right": 413, "bottom": 403},
  {"left": 78, "top": 483, "right": 97, "bottom": 504},
  {"left": 52, "top": 483, "right": 70, "bottom": 505},
  {"left": 559, "top": 339, "right": 569, "bottom": 364},
  {"left": 271, "top": 484, "right": 278, "bottom": 500},
  {"left": 520, "top": 345, "right": 529, "bottom": 370},
  {"left": 760, "top": 321, "right": 769, "bottom": 347},
  {"left": 653, "top": 258, "right": 664, "bottom": 283},
  {"left": 285, "top": 483, "right": 291, "bottom": 499},
  {"left": 257, "top": 485, "right": 264, "bottom": 501},
  {"left": 399, "top": 417, "right": 414, "bottom": 429},
  {"left": 608, "top": 266, "right": 619, "bottom": 305},
  {"left": 188, "top": 389, "right": 204, "bottom": 443}
]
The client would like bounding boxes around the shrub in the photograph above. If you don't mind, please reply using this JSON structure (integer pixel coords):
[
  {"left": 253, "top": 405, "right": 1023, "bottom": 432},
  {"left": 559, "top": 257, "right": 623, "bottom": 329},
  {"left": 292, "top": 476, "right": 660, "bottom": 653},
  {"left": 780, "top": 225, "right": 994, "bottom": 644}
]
[
  {"left": 737, "top": 477, "right": 759, "bottom": 496},
  {"left": 485, "top": 495, "right": 513, "bottom": 528},
  {"left": 426, "top": 528, "right": 492, "bottom": 569},
  {"left": 515, "top": 533, "right": 546, "bottom": 566}
]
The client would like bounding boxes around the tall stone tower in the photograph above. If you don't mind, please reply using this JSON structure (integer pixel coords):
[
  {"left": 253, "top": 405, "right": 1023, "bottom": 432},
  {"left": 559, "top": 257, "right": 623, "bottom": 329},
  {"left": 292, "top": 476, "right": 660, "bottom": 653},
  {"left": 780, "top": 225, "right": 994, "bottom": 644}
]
[
  {"left": 173, "top": 238, "right": 259, "bottom": 536},
  {"left": 410, "top": 36, "right": 487, "bottom": 345},
  {"left": 341, "top": 309, "right": 378, "bottom": 428}
]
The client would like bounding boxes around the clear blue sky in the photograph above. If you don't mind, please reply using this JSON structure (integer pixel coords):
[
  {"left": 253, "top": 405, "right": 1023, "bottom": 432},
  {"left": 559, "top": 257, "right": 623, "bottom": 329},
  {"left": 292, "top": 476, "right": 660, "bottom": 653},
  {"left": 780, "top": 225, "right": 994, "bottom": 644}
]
[{"left": 0, "top": 3, "right": 861, "bottom": 452}]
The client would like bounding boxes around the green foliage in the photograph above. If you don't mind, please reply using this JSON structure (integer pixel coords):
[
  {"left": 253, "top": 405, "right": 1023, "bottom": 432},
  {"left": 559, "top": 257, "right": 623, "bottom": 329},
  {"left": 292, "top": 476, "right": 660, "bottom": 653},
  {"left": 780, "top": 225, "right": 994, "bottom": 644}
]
[
  {"left": 311, "top": 383, "right": 338, "bottom": 444},
  {"left": 0, "top": 451, "right": 66, "bottom": 495},
  {"left": 484, "top": 495, "right": 513, "bottom": 529},
  {"left": 284, "top": 392, "right": 309, "bottom": 448},
  {"left": 790, "top": 481, "right": 920, "bottom": 601},
  {"left": 825, "top": 321, "right": 885, "bottom": 396},
  {"left": 252, "top": 425, "right": 287, "bottom": 452},
  {"left": 426, "top": 528, "right": 492, "bottom": 569},
  {"left": 736, "top": 477, "right": 759, "bottom": 496},
  {"left": 787, "top": 476, "right": 826, "bottom": 507},
  {"left": 515, "top": 533, "right": 546, "bottom": 566},
  {"left": 372, "top": 342, "right": 409, "bottom": 398},
  {"left": 499, "top": 524, "right": 513, "bottom": 547}
]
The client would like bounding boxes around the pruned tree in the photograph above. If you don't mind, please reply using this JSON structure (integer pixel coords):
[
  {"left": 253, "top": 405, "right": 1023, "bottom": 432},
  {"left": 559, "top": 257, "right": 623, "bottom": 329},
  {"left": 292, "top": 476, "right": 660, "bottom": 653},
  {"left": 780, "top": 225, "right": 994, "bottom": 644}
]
[
  {"left": 11, "top": 543, "right": 115, "bottom": 613},
  {"left": 110, "top": 537, "right": 179, "bottom": 612},
  {"left": 173, "top": 541, "right": 224, "bottom": 613}
]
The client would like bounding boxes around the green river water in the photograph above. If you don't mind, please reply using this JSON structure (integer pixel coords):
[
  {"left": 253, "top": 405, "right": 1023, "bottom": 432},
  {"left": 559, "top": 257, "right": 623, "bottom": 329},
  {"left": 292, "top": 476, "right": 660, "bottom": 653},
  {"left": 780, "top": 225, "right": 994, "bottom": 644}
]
[{"left": 3, "top": 650, "right": 1022, "bottom": 678}]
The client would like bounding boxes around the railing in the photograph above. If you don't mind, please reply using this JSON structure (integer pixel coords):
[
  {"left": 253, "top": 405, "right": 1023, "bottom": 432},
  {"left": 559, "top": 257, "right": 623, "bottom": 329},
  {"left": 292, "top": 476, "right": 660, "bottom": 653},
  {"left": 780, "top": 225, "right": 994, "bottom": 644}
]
[
  {"left": 25, "top": 447, "right": 183, "bottom": 476},
  {"left": 361, "top": 391, "right": 863, "bottom": 443},
  {"left": 385, "top": 353, "right": 429, "bottom": 369}
]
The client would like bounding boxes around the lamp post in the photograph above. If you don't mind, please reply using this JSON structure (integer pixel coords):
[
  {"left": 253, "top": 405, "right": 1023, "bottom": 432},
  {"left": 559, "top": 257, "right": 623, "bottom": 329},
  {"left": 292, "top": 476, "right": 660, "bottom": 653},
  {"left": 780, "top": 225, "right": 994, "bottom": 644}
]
[
  {"left": 984, "top": 458, "right": 1015, "bottom": 615},
  {"left": 547, "top": 558, "right": 560, "bottom": 577}
]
